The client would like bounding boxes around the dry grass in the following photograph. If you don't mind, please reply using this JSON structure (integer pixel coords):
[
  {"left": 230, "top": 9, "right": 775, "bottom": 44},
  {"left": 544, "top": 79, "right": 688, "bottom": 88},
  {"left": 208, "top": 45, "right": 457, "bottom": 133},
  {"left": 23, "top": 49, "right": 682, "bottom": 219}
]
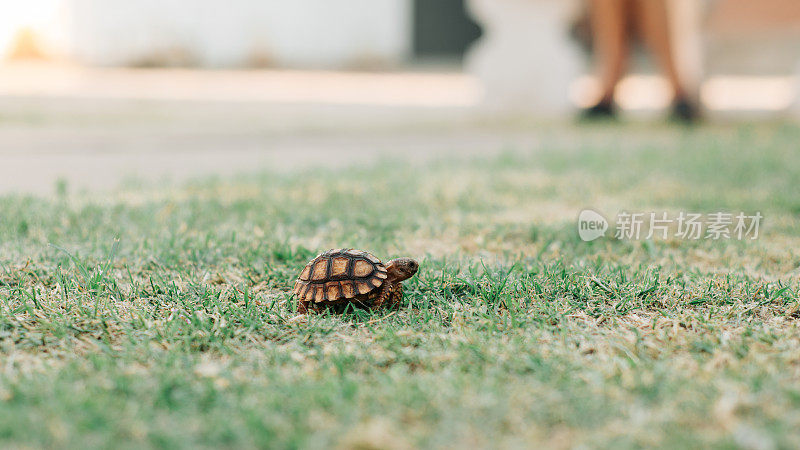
[{"left": 0, "top": 122, "right": 800, "bottom": 448}]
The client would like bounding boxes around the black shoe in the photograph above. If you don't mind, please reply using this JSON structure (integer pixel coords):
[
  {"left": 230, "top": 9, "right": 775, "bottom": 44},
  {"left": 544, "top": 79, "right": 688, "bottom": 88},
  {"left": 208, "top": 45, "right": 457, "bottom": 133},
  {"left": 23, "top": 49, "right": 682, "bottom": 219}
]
[
  {"left": 579, "top": 101, "right": 617, "bottom": 121},
  {"left": 670, "top": 98, "right": 700, "bottom": 124}
]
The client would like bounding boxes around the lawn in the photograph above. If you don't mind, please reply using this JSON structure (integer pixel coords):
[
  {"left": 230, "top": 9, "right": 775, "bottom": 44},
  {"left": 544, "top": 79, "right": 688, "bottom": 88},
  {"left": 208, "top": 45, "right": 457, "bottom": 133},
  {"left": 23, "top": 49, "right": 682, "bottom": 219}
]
[{"left": 1, "top": 123, "right": 800, "bottom": 449}]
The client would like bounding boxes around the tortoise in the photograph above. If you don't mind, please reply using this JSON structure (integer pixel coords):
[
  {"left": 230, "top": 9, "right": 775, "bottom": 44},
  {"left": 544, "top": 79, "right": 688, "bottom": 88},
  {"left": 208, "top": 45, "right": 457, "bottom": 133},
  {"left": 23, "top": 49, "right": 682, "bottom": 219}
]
[{"left": 293, "top": 249, "right": 418, "bottom": 313}]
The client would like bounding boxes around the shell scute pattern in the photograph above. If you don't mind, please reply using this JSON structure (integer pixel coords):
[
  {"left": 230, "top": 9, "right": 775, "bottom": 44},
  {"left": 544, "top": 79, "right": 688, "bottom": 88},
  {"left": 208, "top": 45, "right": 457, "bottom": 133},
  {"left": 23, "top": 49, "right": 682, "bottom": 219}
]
[{"left": 293, "top": 249, "right": 388, "bottom": 304}]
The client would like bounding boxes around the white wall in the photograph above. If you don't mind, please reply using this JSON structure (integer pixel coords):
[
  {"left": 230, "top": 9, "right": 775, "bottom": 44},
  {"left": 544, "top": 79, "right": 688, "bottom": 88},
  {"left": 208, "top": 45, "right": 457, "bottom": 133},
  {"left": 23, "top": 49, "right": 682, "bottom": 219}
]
[
  {"left": 62, "top": 0, "right": 411, "bottom": 68},
  {"left": 0, "top": 0, "right": 65, "bottom": 58},
  {"left": 465, "top": 0, "right": 584, "bottom": 115}
]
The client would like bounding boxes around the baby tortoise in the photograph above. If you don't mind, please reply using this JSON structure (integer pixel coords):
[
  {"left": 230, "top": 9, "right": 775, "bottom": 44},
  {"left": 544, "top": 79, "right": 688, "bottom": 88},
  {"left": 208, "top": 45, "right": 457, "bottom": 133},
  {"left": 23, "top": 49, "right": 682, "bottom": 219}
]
[{"left": 293, "top": 249, "right": 418, "bottom": 313}]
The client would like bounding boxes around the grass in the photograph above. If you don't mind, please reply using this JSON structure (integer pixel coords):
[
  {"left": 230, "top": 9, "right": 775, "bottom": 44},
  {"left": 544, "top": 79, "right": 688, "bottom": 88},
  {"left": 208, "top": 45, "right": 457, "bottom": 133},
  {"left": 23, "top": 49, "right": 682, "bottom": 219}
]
[{"left": 1, "top": 122, "right": 800, "bottom": 448}]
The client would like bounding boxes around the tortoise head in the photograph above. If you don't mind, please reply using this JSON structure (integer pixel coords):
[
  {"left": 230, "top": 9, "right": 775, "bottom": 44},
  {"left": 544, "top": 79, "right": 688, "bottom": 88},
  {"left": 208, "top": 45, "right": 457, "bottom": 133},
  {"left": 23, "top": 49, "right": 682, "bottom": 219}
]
[{"left": 385, "top": 258, "right": 419, "bottom": 282}]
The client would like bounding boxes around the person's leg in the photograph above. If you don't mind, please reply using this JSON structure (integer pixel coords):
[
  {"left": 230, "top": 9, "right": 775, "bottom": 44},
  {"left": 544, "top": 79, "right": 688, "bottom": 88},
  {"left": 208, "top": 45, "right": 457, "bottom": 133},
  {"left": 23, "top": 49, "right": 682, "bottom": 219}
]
[
  {"left": 631, "top": 0, "right": 689, "bottom": 100},
  {"left": 632, "top": 0, "right": 699, "bottom": 121},
  {"left": 590, "top": 0, "right": 630, "bottom": 106}
]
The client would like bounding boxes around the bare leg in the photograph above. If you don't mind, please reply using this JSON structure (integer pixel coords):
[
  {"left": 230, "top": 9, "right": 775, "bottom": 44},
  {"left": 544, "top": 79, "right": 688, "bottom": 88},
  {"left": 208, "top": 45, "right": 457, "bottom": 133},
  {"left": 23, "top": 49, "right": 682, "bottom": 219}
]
[
  {"left": 590, "top": 0, "right": 630, "bottom": 104},
  {"left": 631, "top": 0, "right": 688, "bottom": 99}
]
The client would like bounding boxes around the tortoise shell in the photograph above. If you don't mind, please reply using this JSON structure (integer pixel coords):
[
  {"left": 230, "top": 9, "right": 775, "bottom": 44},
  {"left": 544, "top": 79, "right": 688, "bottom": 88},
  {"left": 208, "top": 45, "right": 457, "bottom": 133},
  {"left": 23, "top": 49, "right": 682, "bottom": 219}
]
[{"left": 293, "top": 249, "right": 388, "bottom": 304}]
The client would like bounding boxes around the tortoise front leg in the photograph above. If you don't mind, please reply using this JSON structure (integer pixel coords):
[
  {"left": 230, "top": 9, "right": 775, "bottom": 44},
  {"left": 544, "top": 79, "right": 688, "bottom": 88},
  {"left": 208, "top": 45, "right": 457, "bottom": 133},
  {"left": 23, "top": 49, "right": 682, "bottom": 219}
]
[
  {"left": 389, "top": 284, "right": 403, "bottom": 308},
  {"left": 371, "top": 282, "right": 394, "bottom": 310}
]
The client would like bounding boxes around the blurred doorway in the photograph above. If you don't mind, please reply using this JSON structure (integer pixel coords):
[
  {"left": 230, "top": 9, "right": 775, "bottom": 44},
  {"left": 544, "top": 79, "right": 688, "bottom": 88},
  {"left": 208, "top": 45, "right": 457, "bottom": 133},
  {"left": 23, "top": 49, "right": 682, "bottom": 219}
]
[{"left": 412, "top": 0, "right": 482, "bottom": 63}]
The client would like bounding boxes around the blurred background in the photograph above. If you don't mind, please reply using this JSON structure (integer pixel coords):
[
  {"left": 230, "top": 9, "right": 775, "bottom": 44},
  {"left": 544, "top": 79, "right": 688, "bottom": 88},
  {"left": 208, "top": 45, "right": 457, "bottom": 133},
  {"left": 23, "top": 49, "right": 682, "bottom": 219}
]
[{"left": 1, "top": 0, "right": 799, "bottom": 194}]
